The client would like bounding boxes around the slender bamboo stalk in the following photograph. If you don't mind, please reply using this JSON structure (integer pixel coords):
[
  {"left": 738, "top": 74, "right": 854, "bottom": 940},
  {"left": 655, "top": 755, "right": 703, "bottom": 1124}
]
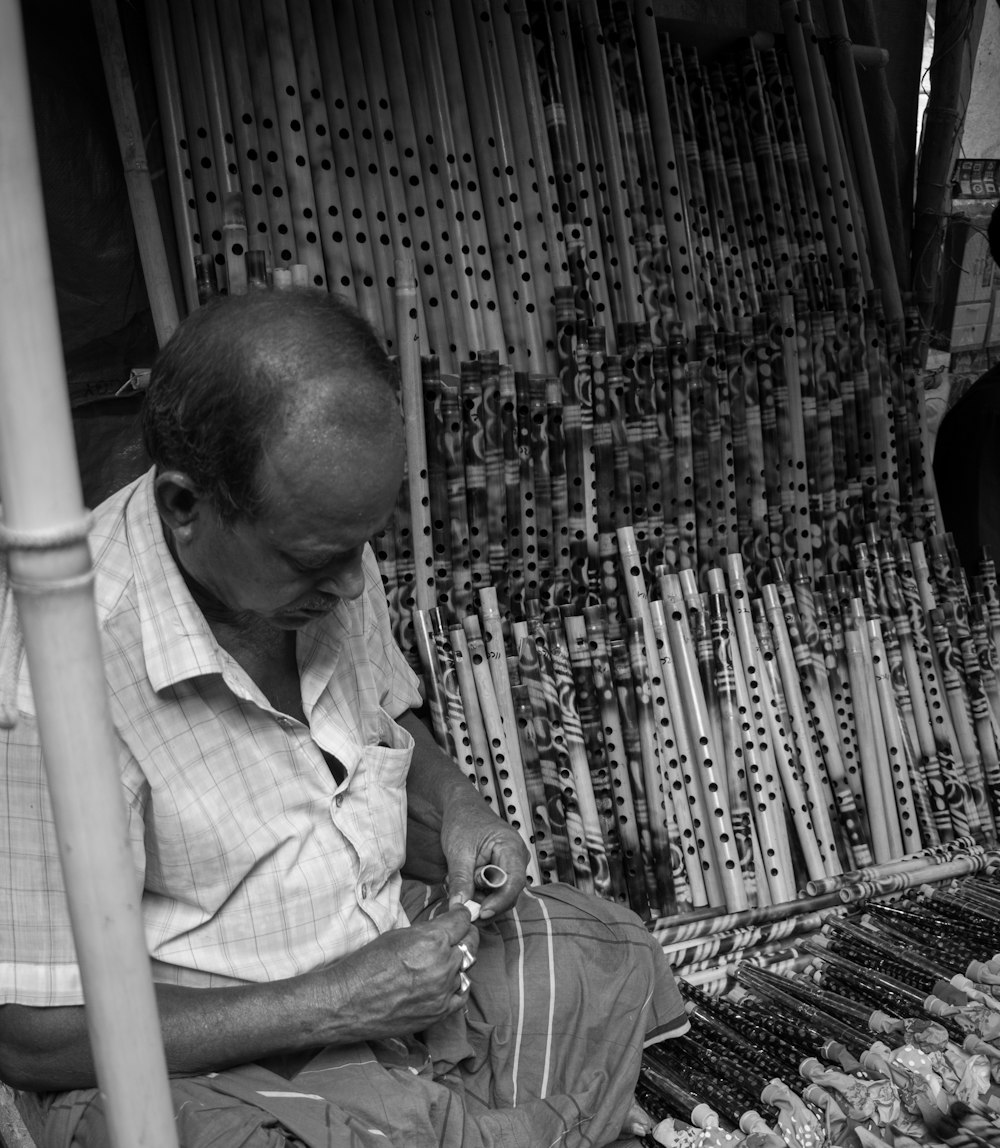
[
  {"left": 92, "top": 0, "right": 180, "bottom": 341},
  {"left": 0, "top": 3, "right": 178, "bottom": 1139}
]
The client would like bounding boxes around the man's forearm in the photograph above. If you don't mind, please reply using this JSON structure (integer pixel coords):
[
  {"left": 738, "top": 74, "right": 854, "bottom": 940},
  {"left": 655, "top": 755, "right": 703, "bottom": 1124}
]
[{"left": 0, "top": 971, "right": 339, "bottom": 1092}]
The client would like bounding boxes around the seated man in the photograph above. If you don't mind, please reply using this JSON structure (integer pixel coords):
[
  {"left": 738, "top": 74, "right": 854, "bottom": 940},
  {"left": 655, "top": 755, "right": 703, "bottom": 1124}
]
[{"left": 0, "top": 289, "right": 687, "bottom": 1148}]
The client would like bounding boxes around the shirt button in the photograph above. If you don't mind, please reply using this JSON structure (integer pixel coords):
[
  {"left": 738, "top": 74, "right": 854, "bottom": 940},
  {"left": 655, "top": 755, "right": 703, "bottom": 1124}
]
[
  {"left": 335, "top": 795, "right": 343, "bottom": 808},
  {"left": 277, "top": 717, "right": 291, "bottom": 729},
  {"left": 361, "top": 884, "right": 368, "bottom": 899}
]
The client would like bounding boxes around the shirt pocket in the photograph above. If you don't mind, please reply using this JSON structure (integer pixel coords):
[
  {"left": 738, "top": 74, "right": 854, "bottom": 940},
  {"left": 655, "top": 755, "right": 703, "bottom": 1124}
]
[{"left": 350, "top": 715, "right": 413, "bottom": 888}]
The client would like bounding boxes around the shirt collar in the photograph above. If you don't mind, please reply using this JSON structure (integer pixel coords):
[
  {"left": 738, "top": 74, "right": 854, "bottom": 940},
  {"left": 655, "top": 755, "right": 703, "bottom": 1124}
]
[{"left": 124, "top": 468, "right": 230, "bottom": 691}]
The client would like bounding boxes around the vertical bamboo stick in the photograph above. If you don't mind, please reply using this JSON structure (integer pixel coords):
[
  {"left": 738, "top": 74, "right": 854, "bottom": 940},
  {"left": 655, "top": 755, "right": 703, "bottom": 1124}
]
[
  {"left": 395, "top": 259, "right": 435, "bottom": 614},
  {"left": 92, "top": 0, "right": 180, "bottom": 341},
  {"left": 143, "top": 0, "right": 201, "bottom": 314},
  {"left": 0, "top": 2, "right": 178, "bottom": 1138},
  {"left": 821, "top": 0, "right": 903, "bottom": 323},
  {"left": 463, "top": 614, "right": 539, "bottom": 879}
]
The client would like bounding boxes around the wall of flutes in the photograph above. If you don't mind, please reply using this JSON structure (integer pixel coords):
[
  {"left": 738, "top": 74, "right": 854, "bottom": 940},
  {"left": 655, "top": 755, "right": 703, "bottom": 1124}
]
[{"left": 136, "top": 0, "right": 1000, "bottom": 944}]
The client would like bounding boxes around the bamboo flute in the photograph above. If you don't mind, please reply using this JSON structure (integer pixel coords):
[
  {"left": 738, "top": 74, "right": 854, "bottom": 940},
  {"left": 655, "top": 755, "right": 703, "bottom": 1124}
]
[
  {"left": 705, "top": 65, "right": 764, "bottom": 317},
  {"left": 515, "top": 627, "right": 591, "bottom": 891},
  {"left": 753, "top": 313, "right": 787, "bottom": 562},
  {"left": 514, "top": 372, "right": 541, "bottom": 606},
  {"left": 291, "top": 0, "right": 382, "bottom": 314},
  {"left": 461, "top": 360, "right": 491, "bottom": 598},
  {"left": 228, "top": 0, "right": 300, "bottom": 275},
  {"left": 529, "top": 375, "right": 555, "bottom": 595},
  {"left": 412, "top": 608, "right": 453, "bottom": 753},
  {"left": 385, "top": 457, "right": 414, "bottom": 661},
  {"left": 659, "top": 574, "right": 748, "bottom": 910},
  {"left": 928, "top": 605, "right": 995, "bottom": 846},
  {"left": 610, "top": 633, "right": 673, "bottom": 915},
  {"left": 778, "top": 0, "right": 844, "bottom": 286},
  {"left": 646, "top": 597, "right": 716, "bottom": 909},
  {"left": 462, "top": 0, "right": 550, "bottom": 371},
  {"left": 442, "top": 0, "right": 531, "bottom": 369},
  {"left": 390, "top": 0, "right": 485, "bottom": 360},
  {"left": 623, "top": 617, "right": 677, "bottom": 915},
  {"left": 439, "top": 371, "right": 473, "bottom": 616},
  {"left": 0, "top": 2, "right": 179, "bottom": 1134},
  {"left": 143, "top": 0, "right": 201, "bottom": 314},
  {"left": 688, "top": 349, "right": 714, "bottom": 574},
  {"left": 421, "top": 356, "right": 454, "bottom": 613},
  {"left": 547, "top": 374, "right": 573, "bottom": 605},
  {"left": 630, "top": 0, "right": 699, "bottom": 337},
  {"left": 560, "top": 612, "right": 632, "bottom": 908},
  {"left": 778, "top": 573, "right": 873, "bottom": 867},
  {"left": 598, "top": 20, "right": 660, "bottom": 339},
  {"left": 372, "top": 0, "right": 462, "bottom": 369},
  {"left": 491, "top": 0, "right": 568, "bottom": 349},
  {"left": 692, "top": 56, "right": 760, "bottom": 319},
  {"left": 708, "top": 590, "right": 763, "bottom": 908},
  {"left": 667, "top": 45, "right": 728, "bottom": 321},
  {"left": 336, "top": 0, "right": 424, "bottom": 353},
  {"left": 736, "top": 54, "right": 796, "bottom": 296},
  {"left": 804, "top": 835, "right": 979, "bottom": 897},
  {"left": 395, "top": 259, "right": 436, "bottom": 614},
  {"left": 713, "top": 331, "right": 741, "bottom": 565},
  {"left": 540, "top": 615, "right": 614, "bottom": 900},
  {"left": 653, "top": 888, "right": 843, "bottom": 947},
  {"left": 522, "top": 7, "right": 612, "bottom": 329},
  {"left": 575, "top": 607, "right": 653, "bottom": 915},
  {"left": 760, "top": 583, "right": 843, "bottom": 871},
  {"left": 348, "top": 2, "right": 431, "bottom": 347},
  {"left": 477, "top": 586, "right": 535, "bottom": 838},
  {"left": 463, "top": 614, "right": 540, "bottom": 881},
  {"left": 509, "top": 679, "right": 560, "bottom": 885},
  {"left": 730, "top": 322, "right": 770, "bottom": 569},
  {"left": 449, "top": 621, "right": 505, "bottom": 816},
  {"left": 715, "top": 560, "right": 797, "bottom": 903},
  {"left": 591, "top": 341, "right": 624, "bottom": 633},
  {"left": 673, "top": 356, "right": 698, "bottom": 572},
  {"left": 156, "top": 0, "right": 228, "bottom": 284},
  {"left": 608, "top": 12, "right": 677, "bottom": 344},
  {"left": 836, "top": 852, "right": 1000, "bottom": 906},
  {"left": 92, "top": 0, "right": 180, "bottom": 341},
  {"left": 500, "top": 366, "right": 526, "bottom": 614},
  {"left": 748, "top": 597, "right": 832, "bottom": 883},
  {"left": 432, "top": 611, "right": 471, "bottom": 772},
  {"left": 480, "top": 353, "right": 508, "bottom": 605},
  {"left": 759, "top": 49, "right": 825, "bottom": 297},
  {"left": 866, "top": 618, "right": 924, "bottom": 856},
  {"left": 187, "top": 0, "right": 252, "bottom": 296},
  {"left": 662, "top": 910, "right": 831, "bottom": 968},
  {"left": 251, "top": 0, "right": 327, "bottom": 288},
  {"left": 863, "top": 292, "right": 900, "bottom": 532},
  {"left": 422, "top": 0, "right": 507, "bottom": 358},
  {"left": 842, "top": 618, "right": 898, "bottom": 864},
  {"left": 567, "top": 1, "right": 647, "bottom": 334},
  {"left": 897, "top": 539, "right": 972, "bottom": 842},
  {"left": 821, "top": 0, "right": 902, "bottom": 323},
  {"left": 542, "top": 2, "right": 622, "bottom": 343}
]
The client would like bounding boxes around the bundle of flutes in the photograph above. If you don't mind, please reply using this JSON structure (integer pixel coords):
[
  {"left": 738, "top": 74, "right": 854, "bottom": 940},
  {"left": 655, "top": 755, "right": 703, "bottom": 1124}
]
[
  {"left": 124, "top": 1, "right": 978, "bottom": 932},
  {"left": 636, "top": 868, "right": 1000, "bottom": 1146}
]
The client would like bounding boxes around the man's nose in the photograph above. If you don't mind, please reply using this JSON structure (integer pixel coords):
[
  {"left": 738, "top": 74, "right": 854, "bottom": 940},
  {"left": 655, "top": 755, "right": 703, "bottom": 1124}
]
[{"left": 316, "top": 559, "right": 365, "bottom": 600}]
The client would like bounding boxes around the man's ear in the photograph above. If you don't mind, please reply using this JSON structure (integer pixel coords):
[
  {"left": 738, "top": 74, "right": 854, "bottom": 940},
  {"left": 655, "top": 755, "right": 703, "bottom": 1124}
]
[{"left": 154, "top": 471, "right": 204, "bottom": 542}]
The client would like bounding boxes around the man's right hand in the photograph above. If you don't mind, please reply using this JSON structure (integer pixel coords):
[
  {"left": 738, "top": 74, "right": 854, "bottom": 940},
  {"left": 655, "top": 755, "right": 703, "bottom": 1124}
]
[
  {"left": 313, "top": 906, "right": 479, "bottom": 1041},
  {"left": 0, "top": 908, "right": 480, "bottom": 1092}
]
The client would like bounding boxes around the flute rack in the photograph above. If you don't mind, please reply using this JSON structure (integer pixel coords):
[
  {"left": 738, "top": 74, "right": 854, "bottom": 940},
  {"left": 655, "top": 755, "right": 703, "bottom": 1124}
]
[{"left": 109, "top": 0, "right": 1000, "bottom": 973}]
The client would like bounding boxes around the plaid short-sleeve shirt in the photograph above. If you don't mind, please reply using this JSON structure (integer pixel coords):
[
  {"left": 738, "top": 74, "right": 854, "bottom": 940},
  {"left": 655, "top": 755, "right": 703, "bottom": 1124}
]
[{"left": 0, "top": 468, "right": 424, "bottom": 1006}]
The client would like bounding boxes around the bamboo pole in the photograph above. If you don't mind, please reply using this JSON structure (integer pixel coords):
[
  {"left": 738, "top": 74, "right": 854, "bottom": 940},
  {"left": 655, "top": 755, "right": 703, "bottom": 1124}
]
[
  {"left": 0, "top": 2, "right": 178, "bottom": 1140},
  {"left": 142, "top": 0, "right": 200, "bottom": 314},
  {"left": 92, "top": 0, "right": 180, "bottom": 343},
  {"left": 395, "top": 259, "right": 435, "bottom": 614},
  {"left": 821, "top": 0, "right": 903, "bottom": 323}
]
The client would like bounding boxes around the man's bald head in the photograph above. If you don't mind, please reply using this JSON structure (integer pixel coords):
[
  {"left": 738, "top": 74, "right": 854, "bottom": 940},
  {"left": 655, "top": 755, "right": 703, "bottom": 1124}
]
[{"left": 143, "top": 289, "right": 401, "bottom": 522}]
